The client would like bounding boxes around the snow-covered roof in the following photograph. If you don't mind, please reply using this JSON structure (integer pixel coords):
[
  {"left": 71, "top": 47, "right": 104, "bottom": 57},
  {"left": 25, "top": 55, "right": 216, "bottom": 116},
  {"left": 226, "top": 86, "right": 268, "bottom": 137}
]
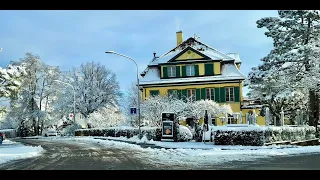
[
  {"left": 141, "top": 37, "right": 242, "bottom": 76},
  {"left": 226, "top": 53, "right": 241, "bottom": 63},
  {"left": 140, "top": 63, "right": 245, "bottom": 86},
  {"left": 150, "top": 38, "right": 236, "bottom": 65}
]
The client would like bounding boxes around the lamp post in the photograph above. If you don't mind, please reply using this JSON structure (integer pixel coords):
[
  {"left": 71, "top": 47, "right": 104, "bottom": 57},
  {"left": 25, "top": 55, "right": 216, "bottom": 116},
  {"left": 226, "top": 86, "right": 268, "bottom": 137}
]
[
  {"left": 105, "top": 51, "right": 142, "bottom": 138},
  {"left": 53, "top": 80, "right": 76, "bottom": 123}
]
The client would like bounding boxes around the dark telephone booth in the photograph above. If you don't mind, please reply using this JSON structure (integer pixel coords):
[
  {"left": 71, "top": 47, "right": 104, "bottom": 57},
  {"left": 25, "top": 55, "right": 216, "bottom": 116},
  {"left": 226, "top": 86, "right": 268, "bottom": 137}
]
[{"left": 161, "top": 112, "right": 177, "bottom": 142}]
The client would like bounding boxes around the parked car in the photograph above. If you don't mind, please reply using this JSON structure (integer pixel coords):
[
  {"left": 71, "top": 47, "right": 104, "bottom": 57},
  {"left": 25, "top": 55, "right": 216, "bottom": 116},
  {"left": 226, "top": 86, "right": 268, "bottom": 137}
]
[
  {"left": 0, "top": 132, "right": 5, "bottom": 144},
  {"left": 42, "top": 127, "right": 58, "bottom": 137}
]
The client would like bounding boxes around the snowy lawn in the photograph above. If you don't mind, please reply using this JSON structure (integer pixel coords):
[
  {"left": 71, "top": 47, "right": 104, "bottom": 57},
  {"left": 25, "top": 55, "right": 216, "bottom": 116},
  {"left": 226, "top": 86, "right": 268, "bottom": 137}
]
[{"left": 0, "top": 139, "right": 44, "bottom": 165}]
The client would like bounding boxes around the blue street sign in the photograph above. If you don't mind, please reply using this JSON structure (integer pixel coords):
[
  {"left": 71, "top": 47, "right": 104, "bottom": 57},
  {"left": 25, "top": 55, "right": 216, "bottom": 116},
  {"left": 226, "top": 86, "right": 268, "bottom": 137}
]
[{"left": 130, "top": 107, "right": 137, "bottom": 115}]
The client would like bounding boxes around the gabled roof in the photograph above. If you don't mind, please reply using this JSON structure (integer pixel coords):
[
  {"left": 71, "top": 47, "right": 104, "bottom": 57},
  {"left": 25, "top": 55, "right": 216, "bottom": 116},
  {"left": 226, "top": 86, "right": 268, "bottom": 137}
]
[{"left": 141, "top": 37, "right": 242, "bottom": 76}]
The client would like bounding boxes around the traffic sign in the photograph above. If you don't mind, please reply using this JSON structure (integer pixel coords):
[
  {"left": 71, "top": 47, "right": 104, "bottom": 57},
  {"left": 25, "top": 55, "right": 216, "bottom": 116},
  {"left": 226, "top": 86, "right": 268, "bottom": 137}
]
[
  {"left": 69, "top": 113, "right": 74, "bottom": 119},
  {"left": 130, "top": 107, "right": 137, "bottom": 115}
]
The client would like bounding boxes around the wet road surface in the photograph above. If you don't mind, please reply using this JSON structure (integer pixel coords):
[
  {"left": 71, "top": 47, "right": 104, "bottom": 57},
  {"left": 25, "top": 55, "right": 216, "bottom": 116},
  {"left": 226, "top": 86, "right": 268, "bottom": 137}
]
[{"left": 1, "top": 138, "right": 320, "bottom": 170}]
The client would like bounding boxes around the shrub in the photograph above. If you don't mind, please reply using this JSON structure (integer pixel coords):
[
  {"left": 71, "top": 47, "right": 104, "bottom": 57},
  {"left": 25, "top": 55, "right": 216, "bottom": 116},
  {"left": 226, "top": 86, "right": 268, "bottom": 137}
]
[
  {"left": 61, "top": 123, "right": 82, "bottom": 136},
  {"left": 75, "top": 126, "right": 162, "bottom": 141},
  {"left": 212, "top": 125, "right": 316, "bottom": 146},
  {"left": 0, "top": 129, "right": 16, "bottom": 138},
  {"left": 177, "top": 125, "right": 193, "bottom": 142}
]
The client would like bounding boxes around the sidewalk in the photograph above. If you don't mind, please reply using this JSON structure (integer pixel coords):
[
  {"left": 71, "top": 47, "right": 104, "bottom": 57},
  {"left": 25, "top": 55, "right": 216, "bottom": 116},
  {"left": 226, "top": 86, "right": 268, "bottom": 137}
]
[{"left": 94, "top": 136, "right": 298, "bottom": 150}]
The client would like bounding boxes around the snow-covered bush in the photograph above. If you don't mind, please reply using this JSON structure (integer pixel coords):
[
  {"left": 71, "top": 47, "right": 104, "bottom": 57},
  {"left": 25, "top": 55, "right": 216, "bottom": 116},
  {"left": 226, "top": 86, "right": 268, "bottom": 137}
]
[
  {"left": 0, "top": 129, "right": 16, "bottom": 138},
  {"left": 211, "top": 126, "right": 316, "bottom": 146},
  {"left": 75, "top": 126, "right": 162, "bottom": 141},
  {"left": 61, "top": 123, "right": 82, "bottom": 136},
  {"left": 177, "top": 125, "right": 193, "bottom": 142},
  {"left": 140, "top": 95, "right": 233, "bottom": 127},
  {"left": 87, "top": 106, "right": 126, "bottom": 128}
]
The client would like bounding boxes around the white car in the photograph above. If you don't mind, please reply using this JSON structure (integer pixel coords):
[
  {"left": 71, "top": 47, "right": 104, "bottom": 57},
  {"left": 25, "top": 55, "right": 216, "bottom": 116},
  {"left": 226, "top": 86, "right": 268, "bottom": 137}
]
[{"left": 42, "top": 128, "right": 58, "bottom": 137}]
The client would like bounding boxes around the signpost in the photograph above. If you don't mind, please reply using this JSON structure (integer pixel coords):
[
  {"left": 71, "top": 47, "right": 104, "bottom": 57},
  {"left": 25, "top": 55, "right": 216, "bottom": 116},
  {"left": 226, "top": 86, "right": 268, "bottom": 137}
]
[
  {"left": 69, "top": 113, "right": 74, "bottom": 120},
  {"left": 130, "top": 107, "right": 137, "bottom": 115},
  {"left": 161, "top": 112, "right": 176, "bottom": 142}
]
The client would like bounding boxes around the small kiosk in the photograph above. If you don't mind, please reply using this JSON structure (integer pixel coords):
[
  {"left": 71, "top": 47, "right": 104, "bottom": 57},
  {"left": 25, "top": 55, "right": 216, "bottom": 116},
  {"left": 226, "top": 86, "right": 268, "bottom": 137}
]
[{"left": 161, "top": 112, "right": 177, "bottom": 142}]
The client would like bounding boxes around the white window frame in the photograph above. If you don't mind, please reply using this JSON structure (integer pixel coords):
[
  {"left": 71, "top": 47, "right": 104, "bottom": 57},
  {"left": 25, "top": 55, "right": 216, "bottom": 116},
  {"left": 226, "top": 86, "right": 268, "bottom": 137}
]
[
  {"left": 167, "top": 66, "right": 176, "bottom": 77},
  {"left": 186, "top": 65, "right": 195, "bottom": 76},
  {"left": 225, "top": 87, "right": 234, "bottom": 102},
  {"left": 187, "top": 89, "right": 196, "bottom": 101},
  {"left": 206, "top": 88, "right": 215, "bottom": 101}
]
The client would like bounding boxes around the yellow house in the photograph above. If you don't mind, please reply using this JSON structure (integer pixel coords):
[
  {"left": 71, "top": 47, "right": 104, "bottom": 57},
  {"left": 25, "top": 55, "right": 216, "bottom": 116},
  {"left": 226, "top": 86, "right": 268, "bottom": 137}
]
[{"left": 139, "top": 31, "right": 265, "bottom": 126}]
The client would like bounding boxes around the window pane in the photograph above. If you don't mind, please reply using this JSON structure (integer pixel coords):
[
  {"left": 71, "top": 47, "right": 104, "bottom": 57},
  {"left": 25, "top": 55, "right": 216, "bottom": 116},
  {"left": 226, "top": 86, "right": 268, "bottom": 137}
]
[
  {"left": 190, "top": 66, "right": 195, "bottom": 76},
  {"left": 210, "top": 88, "right": 215, "bottom": 101},
  {"left": 192, "top": 89, "right": 196, "bottom": 101},
  {"left": 225, "top": 88, "right": 229, "bottom": 102},
  {"left": 230, "top": 87, "right": 234, "bottom": 101},
  {"left": 168, "top": 66, "right": 176, "bottom": 77},
  {"left": 186, "top": 65, "right": 195, "bottom": 76},
  {"left": 206, "top": 89, "right": 210, "bottom": 100}
]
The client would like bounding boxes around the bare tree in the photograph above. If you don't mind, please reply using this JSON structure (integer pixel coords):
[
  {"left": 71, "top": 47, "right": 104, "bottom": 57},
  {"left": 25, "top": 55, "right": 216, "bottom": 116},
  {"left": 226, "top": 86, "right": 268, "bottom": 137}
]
[{"left": 55, "top": 62, "right": 120, "bottom": 120}]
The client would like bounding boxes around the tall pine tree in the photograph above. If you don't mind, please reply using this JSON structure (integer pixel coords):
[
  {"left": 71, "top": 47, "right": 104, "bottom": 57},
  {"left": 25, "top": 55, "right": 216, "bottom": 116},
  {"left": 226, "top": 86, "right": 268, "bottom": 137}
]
[{"left": 246, "top": 10, "right": 320, "bottom": 126}]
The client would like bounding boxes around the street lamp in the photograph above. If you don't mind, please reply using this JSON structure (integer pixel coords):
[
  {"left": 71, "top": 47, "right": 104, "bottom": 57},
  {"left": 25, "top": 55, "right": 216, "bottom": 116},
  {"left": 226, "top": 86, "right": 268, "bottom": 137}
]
[
  {"left": 0, "top": 48, "right": 2, "bottom": 52},
  {"left": 53, "top": 80, "right": 76, "bottom": 123},
  {"left": 105, "top": 51, "right": 142, "bottom": 138}
]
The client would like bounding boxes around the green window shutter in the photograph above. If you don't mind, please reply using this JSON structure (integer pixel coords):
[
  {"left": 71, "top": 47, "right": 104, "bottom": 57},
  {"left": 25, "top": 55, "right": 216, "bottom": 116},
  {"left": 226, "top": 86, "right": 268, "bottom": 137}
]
[
  {"left": 176, "top": 66, "right": 180, "bottom": 77},
  {"left": 177, "top": 90, "right": 182, "bottom": 99},
  {"left": 150, "top": 90, "right": 159, "bottom": 97},
  {"left": 201, "top": 88, "right": 206, "bottom": 100},
  {"left": 220, "top": 87, "right": 226, "bottom": 103},
  {"left": 181, "top": 89, "right": 187, "bottom": 101},
  {"left": 195, "top": 65, "right": 199, "bottom": 76},
  {"left": 196, "top": 89, "right": 201, "bottom": 100},
  {"left": 182, "top": 66, "right": 186, "bottom": 77},
  {"left": 204, "top": 64, "right": 214, "bottom": 76},
  {"left": 168, "top": 89, "right": 173, "bottom": 98},
  {"left": 215, "top": 88, "right": 220, "bottom": 103},
  {"left": 234, "top": 86, "right": 240, "bottom": 102},
  {"left": 212, "top": 63, "right": 215, "bottom": 75},
  {"left": 163, "top": 67, "right": 168, "bottom": 78}
]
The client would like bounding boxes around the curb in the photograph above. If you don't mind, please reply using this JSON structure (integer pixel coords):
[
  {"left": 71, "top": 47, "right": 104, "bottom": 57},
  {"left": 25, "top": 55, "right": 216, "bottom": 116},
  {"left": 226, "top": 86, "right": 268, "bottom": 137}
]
[
  {"left": 93, "top": 137, "right": 165, "bottom": 149},
  {"left": 93, "top": 137, "right": 299, "bottom": 151}
]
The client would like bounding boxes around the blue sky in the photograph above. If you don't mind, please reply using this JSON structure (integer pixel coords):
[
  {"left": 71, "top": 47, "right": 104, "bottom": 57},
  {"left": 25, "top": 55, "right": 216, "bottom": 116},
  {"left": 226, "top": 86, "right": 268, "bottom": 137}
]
[{"left": 0, "top": 10, "right": 278, "bottom": 96}]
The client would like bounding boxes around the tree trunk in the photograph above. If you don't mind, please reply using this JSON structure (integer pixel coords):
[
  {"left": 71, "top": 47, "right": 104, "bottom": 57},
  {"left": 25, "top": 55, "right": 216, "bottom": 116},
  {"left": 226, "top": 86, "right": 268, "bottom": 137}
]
[{"left": 309, "top": 90, "right": 316, "bottom": 126}]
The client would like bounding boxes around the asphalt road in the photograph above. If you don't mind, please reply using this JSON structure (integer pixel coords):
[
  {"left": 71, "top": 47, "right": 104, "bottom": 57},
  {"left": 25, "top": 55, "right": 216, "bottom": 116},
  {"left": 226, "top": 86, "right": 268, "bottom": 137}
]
[
  {"left": 0, "top": 138, "right": 154, "bottom": 170},
  {"left": 1, "top": 138, "right": 320, "bottom": 170}
]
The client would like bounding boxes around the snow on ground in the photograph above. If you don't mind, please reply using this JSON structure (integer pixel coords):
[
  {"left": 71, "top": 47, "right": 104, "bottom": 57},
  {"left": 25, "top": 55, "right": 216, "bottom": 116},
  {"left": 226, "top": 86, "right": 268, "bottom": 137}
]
[
  {"left": 72, "top": 136, "right": 320, "bottom": 167},
  {"left": 0, "top": 139, "right": 44, "bottom": 165},
  {"left": 20, "top": 135, "right": 320, "bottom": 167}
]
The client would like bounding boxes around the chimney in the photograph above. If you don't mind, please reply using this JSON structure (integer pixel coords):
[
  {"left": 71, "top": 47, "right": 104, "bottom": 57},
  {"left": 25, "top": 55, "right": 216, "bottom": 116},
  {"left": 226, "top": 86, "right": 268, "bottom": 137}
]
[{"left": 176, "top": 31, "right": 183, "bottom": 46}]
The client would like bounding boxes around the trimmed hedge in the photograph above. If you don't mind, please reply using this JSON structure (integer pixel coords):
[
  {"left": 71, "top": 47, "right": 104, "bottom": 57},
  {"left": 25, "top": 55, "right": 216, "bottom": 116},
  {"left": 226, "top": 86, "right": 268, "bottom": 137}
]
[
  {"left": 212, "top": 125, "right": 316, "bottom": 146},
  {"left": 0, "top": 129, "right": 16, "bottom": 138},
  {"left": 75, "top": 127, "right": 162, "bottom": 141}
]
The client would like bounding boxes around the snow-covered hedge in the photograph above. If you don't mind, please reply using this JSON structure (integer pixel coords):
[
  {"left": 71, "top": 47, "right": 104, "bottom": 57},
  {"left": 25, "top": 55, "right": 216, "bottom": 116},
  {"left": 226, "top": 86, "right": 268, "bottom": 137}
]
[
  {"left": 75, "top": 126, "right": 162, "bottom": 141},
  {"left": 212, "top": 125, "right": 316, "bottom": 146},
  {"left": 61, "top": 123, "right": 82, "bottom": 136},
  {"left": 0, "top": 129, "right": 16, "bottom": 138},
  {"left": 177, "top": 125, "right": 193, "bottom": 142}
]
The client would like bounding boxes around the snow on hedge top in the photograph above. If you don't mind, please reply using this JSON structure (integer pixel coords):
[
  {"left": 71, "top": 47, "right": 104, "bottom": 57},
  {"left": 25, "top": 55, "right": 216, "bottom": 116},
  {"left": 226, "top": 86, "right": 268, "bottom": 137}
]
[
  {"left": 75, "top": 126, "right": 159, "bottom": 132},
  {"left": 0, "top": 129, "right": 15, "bottom": 133},
  {"left": 211, "top": 125, "right": 315, "bottom": 132}
]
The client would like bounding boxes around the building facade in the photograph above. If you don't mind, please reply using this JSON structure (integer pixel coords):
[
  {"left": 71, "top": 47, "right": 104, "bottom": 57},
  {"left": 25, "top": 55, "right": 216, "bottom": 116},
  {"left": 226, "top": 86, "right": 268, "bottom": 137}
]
[{"left": 139, "top": 31, "right": 265, "bottom": 126}]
